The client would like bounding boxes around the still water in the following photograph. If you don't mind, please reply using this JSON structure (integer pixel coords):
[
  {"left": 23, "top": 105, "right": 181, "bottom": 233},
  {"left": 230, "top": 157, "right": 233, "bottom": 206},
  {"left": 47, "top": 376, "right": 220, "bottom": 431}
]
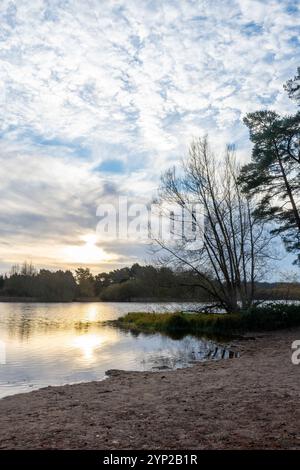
[{"left": 0, "top": 302, "right": 234, "bottom": 398}]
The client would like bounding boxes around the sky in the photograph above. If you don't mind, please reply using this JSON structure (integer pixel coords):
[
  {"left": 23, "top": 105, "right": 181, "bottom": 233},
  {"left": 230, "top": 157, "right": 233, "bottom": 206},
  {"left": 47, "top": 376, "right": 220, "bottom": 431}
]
[{"left": 0, "top": 0, "right": 299, "bottom": 276}]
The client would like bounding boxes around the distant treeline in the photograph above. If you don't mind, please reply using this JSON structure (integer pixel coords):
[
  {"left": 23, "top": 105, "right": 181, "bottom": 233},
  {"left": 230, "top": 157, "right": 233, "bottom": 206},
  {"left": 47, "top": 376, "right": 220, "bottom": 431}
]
[
  {"left": 0, "top": 262, "right": 77, "bottom": 302},
  {"left": 0, "top": 261, "right": 300, "bottom": 302},
  {"left": 0, "top": 262, "right": 209, "bottom": 302}
]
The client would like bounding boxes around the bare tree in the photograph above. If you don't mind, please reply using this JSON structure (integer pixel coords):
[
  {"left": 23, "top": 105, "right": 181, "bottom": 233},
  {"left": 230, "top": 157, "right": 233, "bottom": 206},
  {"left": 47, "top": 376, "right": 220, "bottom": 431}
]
[{"left": 155, "top": 137, "right": 274, "bottom": 313}]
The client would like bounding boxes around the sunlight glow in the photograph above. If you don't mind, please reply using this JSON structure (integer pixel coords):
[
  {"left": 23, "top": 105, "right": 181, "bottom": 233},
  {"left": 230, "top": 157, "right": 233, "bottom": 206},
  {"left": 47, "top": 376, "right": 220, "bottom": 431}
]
[
  {"left": 62, "top": 233, "right": 116, "bottom": 264},
  {"left": 86, "top": 305, "right": 98, "bottom": 322},
  {"left": 82, "top": 233, "right": 98, "bottom": 245},
  {"left": 71, "top": 334, "right": 103, "bottom": 360}
]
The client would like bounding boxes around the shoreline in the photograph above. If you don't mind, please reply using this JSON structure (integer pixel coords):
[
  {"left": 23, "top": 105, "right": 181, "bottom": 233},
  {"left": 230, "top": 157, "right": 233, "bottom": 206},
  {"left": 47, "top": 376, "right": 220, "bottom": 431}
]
[{"left": 0, "top": 327, "right": 299, "bottom": 449}]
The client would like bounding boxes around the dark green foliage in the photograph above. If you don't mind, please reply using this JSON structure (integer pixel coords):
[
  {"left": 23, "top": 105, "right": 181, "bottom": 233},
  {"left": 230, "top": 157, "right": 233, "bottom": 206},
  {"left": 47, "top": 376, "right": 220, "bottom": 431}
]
[
  {"left": 35, "top": 270, "right": 77, "bottom": 301},
  {"left": 113, "top": 304, "right": 300, "bottom": 335},
  {"left": 241, "top": 303, "right": 300, "bottom": 330},
  {"left": 240, "top": 107, "right": 300, "bottom": 263},
  {"left": 0, "top": 262, "right": 211, "bottom": 302},
  {"left": 3, "top": 269, "right": 77, "bottom": 301},
  {"left": 98, "top": 264, "right": 210, "bottom": 301},
  {"left": 239, "top": 70, "right": 300, "bottom": 264},
  {"left": 94, "top": 272, "right": 111, "bottom": 296},
  {"left": 284, "top": 66, "right": 300, "bottom": 104},
  {"left": 75, "top": 267, "right": 95, "bottom": 297},
  {"left": 100, "top": 279, "right": 141, "bottom": 301}
]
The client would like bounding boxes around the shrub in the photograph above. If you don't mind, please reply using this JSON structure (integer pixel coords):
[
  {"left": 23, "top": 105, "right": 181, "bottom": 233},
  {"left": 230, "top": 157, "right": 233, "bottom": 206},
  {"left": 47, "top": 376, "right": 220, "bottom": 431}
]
[
  {"left": 166, "top": 313, "right": 190, "bottom": 330},
  {"left": 241, "top": 303, "right": 300, "bottom": 330}
]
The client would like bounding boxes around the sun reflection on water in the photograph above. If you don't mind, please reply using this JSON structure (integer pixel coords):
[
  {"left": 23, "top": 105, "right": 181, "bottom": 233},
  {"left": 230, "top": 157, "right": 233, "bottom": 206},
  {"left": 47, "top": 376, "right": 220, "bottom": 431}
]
[
  {"left": 85, "top": 305, "right": 98, "bottom": 322},
  {"left": 71, "top": 333, "right": 103, "bottom": 361},
  {"left": 70, "top": 327, "right": 120, "bottom": 363}
]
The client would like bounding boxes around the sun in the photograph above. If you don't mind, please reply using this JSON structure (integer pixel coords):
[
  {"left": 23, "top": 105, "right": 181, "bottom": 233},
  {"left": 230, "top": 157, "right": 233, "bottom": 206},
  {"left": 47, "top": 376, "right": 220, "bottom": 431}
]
[
  {"left": 62, "top": 233, "right": 115, "bottom": 264},
  {"left": 82, "top": 233, "right": 98, "bottom": 245}
]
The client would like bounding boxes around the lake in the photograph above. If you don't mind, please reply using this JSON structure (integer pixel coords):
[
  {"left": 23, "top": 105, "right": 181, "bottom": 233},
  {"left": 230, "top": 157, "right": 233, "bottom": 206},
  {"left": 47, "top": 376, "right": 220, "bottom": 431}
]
[{"left": 0, "top": 302, "right": 235, "bottom": 398}]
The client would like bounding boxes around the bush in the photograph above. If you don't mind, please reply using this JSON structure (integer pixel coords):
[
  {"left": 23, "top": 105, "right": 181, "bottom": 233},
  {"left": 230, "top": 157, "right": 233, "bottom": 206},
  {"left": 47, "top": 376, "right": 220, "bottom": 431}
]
[{"left": 241, "top": 303, "right": 300, "bottom": 330}]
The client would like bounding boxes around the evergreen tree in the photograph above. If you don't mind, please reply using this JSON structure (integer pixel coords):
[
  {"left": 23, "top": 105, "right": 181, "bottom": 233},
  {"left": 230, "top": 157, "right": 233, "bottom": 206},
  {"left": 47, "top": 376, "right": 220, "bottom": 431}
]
[{"left": 239, "top": 72, "right": 300, "bottom": 264}]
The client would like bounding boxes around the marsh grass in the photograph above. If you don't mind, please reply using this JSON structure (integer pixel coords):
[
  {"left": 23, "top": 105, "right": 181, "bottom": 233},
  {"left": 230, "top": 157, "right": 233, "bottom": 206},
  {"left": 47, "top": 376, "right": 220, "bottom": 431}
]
[{"left": 111, "top": 304, "right": 300, "bottom": 335}]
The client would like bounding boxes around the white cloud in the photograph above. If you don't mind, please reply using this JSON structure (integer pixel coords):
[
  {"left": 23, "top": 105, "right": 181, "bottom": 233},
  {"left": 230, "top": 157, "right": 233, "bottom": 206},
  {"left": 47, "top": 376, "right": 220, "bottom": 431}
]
[{"left": 0, "top": 0, "right": 299, "bottom": 271}]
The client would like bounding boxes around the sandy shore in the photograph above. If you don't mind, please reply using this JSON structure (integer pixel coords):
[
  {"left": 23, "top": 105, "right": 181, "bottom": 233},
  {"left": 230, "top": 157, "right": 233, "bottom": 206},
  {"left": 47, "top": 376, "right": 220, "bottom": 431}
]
[{"left": 0, "top": 328, "right": 300, "bottom": 449}]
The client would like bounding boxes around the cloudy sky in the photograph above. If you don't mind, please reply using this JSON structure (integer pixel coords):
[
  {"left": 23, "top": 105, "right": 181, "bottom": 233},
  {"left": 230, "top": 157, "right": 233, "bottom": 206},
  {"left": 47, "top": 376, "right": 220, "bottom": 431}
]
[{"left": 0, "top": 0, "right": 299, "bottom": 275}]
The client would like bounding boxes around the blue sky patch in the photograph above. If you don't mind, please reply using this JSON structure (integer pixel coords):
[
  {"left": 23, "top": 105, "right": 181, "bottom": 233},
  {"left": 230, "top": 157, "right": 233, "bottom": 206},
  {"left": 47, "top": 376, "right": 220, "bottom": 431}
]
[{"left": 96, "top": 159, "right": 126, "bottom": 173}]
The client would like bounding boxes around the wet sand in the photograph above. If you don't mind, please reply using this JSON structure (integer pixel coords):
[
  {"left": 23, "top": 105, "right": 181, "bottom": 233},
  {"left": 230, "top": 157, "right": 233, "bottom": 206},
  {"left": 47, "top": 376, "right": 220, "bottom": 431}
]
[{"left": 0, "top": 328, "right": 299, "bottom": 449}]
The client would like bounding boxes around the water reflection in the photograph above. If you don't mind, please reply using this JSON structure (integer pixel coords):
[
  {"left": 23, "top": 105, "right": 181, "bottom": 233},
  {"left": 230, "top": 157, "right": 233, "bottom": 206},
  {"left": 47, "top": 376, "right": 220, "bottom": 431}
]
[
  {"left": 72, "top": 334, "right": 105, "bottom": 361},
  {"left": 85, "top": 305, "right": 98, "bottom": 322},
  {"left": 70, "top": 331, "right": 119, "bottom": 364},
  {"left": 0, "top": 302, "right": 237, "bottom": 398}
]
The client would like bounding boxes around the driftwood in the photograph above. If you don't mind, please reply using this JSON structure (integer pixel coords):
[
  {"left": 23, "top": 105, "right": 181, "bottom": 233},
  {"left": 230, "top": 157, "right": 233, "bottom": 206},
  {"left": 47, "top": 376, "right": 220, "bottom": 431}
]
[{"left": 181, "top": 304, "right": 224, "bottom": 314}]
